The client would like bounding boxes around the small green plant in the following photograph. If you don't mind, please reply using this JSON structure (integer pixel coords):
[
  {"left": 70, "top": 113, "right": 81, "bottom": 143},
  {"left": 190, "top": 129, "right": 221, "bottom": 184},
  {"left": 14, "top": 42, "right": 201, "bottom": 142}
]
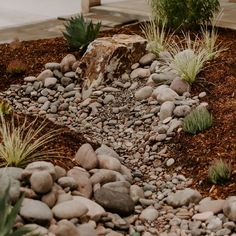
[
  {"left": 141, "top": 18, "right": 173, "bottom": 56},
  {"left": 0, "top": 185, "right": 30, "bottom": 236},
  {"left": 0, "top": 100, "right": 12, "bottom": 115},
  {"left": 149, "top": 0, "right": 220, "bottom": 30},
  {"left": 182, "top": 106, "right": 213, "bottom": 134},
  {"left": 63, "top": 14, "right": 101, "bottom": 51},
  {"left": 208, "top": 159, "right": 232, "bottom": 184},
  {"left": 6, "top": 60, "right": 26, "bottom": 76},
  {"left": 0, "top": 115, "right": 59, "bottom": 167},
  {"left": 169, "top": 33, "right": 209, "bottom": 84}
]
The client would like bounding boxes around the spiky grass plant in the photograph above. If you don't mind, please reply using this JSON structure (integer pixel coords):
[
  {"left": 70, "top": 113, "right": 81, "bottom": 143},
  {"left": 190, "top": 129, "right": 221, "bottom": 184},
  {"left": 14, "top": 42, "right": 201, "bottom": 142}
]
[
  {"left": 0, "top": 100, "right": 12, "bottom": 115},
  {"left": 63, "top": 14, "right": 101, "bottom": 51},
  {"left": 208, "top": 159, "right": 232, "bottom": 184},
  {"left": 201, "top": 12, "right": 227, "bottom": 60},
  {"left": 141, "top": 18, "right": 173, "bottom": 56},
  {"left": 0, "top": 115, "right": 59, "bottom": 167},
  {"left": 169, "top": 33, "right": 210, "bottom": 84},
  {"left": 182, "top": 106, "right": 213, "bottom": 134},
  {"left": 0, "top": 185, "right": 30, "bottom": 236}
]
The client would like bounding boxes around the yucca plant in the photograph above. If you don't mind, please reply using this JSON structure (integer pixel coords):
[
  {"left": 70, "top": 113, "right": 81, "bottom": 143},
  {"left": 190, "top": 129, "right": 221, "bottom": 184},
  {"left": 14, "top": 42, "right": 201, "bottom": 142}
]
[
  {"left": 63, "top": 14, "right": 101, "bottom": 51},
  {"left": 141, "top": 18, "right": 173, "bottom": 56},
  {"left": 208, "top": 159, "right": 232, "bottom": 184},
  {"left": 182, "top": 106, "right": 213, "bottom": 134},
  {"left": 0, "top": 100, "right": 12, "bottom": 115},
  {"left": 0, "top": 185, "right": 30, "bottom": 236},
  {"left": 0, "top": 114, "right": 59, "bottom": 167},
  {"left": 169, "top": 33, "right": 209, "bottom": 84}
]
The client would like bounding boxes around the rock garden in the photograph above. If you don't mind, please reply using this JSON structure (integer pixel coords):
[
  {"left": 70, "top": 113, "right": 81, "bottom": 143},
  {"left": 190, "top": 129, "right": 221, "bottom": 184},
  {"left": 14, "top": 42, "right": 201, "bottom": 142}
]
[{"left": 0, "top": 1, "right": 235, "bottom": 235}]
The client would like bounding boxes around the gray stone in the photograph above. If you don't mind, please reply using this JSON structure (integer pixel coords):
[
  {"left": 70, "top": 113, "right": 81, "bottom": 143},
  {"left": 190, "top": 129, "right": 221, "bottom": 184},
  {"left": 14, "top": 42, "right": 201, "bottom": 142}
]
[
  {"left": 170, "top": 77, "right": 191, "bottom": 95},
  {"left": 102, "top": 181, "right": 130, "bottom": 194},
  {"left": 44, "top": 77, "right": 57, "bottom": 88},
  {"left": 152, "top": 85, "right": 179, "bottom": 103},
  {"left": 97, "top": 154, "right": 121, "bottom": 172},
  {"left": 64, "top": 83, "right": 75, "bottom": 92},
  {"left": 135, "top": 86, "right": 153, "bottom": 101},
  {"left": 173, "top": 105, "right": 191, "bottom": 117},
  {"left": 0, "top": 167, "right": 23, "bottom": 180},
  {"left": 52, "top": 200, "right": 88, "bottom": 219},
  {"left": 207, "top": 217, "right": 222, "bottom": 231},
  {"left": 130, "top": 185, "right": 144, "bottom": 204},
  {"left": 94, "top": 187, "right": 135, "bottom": 216},
  {"left": 30, "top": 170, "right": 54, "bottom": 194},
  {"left": 223, "top": 197, "right": 236, "bottom": 221},
  {"left": 41, "top": 101, "right": 50, "bottom": 111},
  {"left": 199, "top": 199, "right": 225, "bottom": 214},
  {"left": 192, "top": 211, "right": 214, "bottom": 221},
  {"left": 57, "top": 176, "right": 77, "bottom": 189},
  {"left": 22, "top": 161, "right": 56, "bottom": 180},
  {"left": 139, "top": 207, "right": 159, "bottom": 222},
  {"left": 95, "top": 144, "right": 122, "bottom": 162},
  {"left": 139, "top": 53, "right": 156, "bottom": 65},
  {"left": 45, "top": 62, "right": 60, "bottom": 70},
  {"left": 77, "top": 223, "right": 97, "bottom": 236},
  {"left": 73, "top": 196, "right": 106, "bottom": 220},
  {"left": 20, "top": 198, "right": 53, "bottom": 223},
  {"left": 52, "top": 219, "right": 80, "bottom": 236},
  {"left": 166, "top": 158, "right": 175, "bottom": 167},
  {"left": 151, "top": 72, "right": 175, "bottom": 84},
  {"left": 159, "top": 101, "right": 175, "bottom": 120},
  {"left": 61, "top": 77, "right": 73, "bottom": 86},
  {"left": 103, "top": 94, "right": 115, "bottom": 104},
  {"left": 216, "top": 228, "right": 231, "bottom": 235},
  {"left": 138, "top": 68, "right": 151, "bottom": 79},
  {"left": 24, "top": 76, "right": 37, "bottom": 82},
  {"left": 37, "top": 69, "right": 53, "bottom": 82},
  {"left": 37, "top": 96, "right": 48, "bottom": 104},
  {"left": 166, "top": 188, "right": 202, "bottom": 207},
  {"left": 67, "top": 167, "right": 92, "bottom": 199},
  {"left": 60, "top": 54, "right": 77, "bottom": 73},
  {"left": 24, "top": 224, "right": 49, "bottom": 235},
  {"left": 75, "top": 143, "right": 98, "bottom": 170}
]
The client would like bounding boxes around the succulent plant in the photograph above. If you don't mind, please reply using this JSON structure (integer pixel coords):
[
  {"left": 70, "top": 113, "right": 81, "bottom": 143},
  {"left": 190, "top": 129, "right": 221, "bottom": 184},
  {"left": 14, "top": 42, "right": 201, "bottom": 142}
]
[
  {"left": 0, "top": 100, "right": 12, "bottom": 115},
  {"left": 6, "top": 60, "right": 26, "bottom": 76},
  {"left": 63, "top": 14, "right": 101, "bottom": 51}
]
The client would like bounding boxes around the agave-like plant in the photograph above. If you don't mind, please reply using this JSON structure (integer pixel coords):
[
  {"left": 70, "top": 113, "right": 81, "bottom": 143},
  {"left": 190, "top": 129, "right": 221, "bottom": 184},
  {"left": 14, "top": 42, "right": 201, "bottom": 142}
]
[
  {"left": 63, "top": 14, "right": 101, "bottom": 51},
  {"left": 182, "top": 106, "right": 213, "bottom": 134},
  {"left": 208, "top": 159, "right": 232, "bottom": 184},
  {"left": 0, "top": 114, "right": 59, "bottom": 167},
  {"left": 0, "top": 185, "right": 30, "bottom": 236}
]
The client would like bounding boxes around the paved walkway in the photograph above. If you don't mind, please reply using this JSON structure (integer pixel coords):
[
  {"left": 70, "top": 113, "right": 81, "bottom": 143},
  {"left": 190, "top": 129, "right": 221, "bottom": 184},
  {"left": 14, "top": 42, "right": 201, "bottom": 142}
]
[{"left": 0, "top": 0, "right": 236, "bottom": 43}]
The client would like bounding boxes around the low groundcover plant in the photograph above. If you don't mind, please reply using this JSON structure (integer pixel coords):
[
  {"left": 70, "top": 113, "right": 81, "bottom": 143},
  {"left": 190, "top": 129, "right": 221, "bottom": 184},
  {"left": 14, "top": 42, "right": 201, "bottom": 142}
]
[
  {"left": 208, "top": 159, "right": 232, "bottom": 184},
  {"left": 0, "top": 114, "right": 59, "bottom": 167},
  {"left": 182, "top": 106, "right": 213, "bottom": 134}
]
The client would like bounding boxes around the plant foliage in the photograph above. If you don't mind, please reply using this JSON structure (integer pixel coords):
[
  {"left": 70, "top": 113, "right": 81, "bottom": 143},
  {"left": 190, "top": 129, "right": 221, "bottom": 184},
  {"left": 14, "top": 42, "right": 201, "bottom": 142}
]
[
  {"left": 149, "top": 0, "right": 220, "bottom": 30},
  {"left": 63, "top": 14, "right": 101, "bottom": 51},
  {"left": 182, "top": 106, "right": 213, "bottom": 134},
  {"left": 0, "top": 115, "right": 59, "bottom": 167},
  {"left": 0, "top": 100, "right": 12, "bottom": 115},
  {"left": 208, "top": 159, "right": 232, "bottom": 184},
  {"left": 6, "top": 60, "right": 26, "bottom": 76},
  {"left": 0, "top": 185, "right": 30, "bottom": 236}
]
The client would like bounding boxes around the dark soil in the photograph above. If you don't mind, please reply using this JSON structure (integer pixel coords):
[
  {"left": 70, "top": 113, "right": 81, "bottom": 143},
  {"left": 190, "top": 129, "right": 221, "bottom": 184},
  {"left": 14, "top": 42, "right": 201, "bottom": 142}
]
[{"left": 0, "top": 23, "right": 235, "bottom": 198}]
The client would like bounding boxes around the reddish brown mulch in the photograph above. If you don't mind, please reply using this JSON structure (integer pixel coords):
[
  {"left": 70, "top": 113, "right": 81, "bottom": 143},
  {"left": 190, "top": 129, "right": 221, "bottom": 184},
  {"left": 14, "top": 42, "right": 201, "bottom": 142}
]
[{"left": 0, "top": 23, "right": 235, "bottom": 198}]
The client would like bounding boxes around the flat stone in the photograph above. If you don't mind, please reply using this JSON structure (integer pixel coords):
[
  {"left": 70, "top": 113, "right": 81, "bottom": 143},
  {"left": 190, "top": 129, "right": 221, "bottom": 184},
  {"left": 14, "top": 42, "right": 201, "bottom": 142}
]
[
  {"left": 140, "top": 207, "right": 159, "bottom": 222},
  {"left": 192, "top": 211, "right": 214, "bottom": 221},
  {"left": 102, "top": 181, "right": 130, "bottom": 194},
  {"left": 20, "top": 198, "right": 53, "bottom": 223},
  {"left": 135, "top": 86, "right": 153, "bottom": 101},
  {"left": 94, "top": 187, "right": 134, "bottom": 216},
  {"left": 139, "top": 53, "right": 156, "bottom": 65},
  {"left": 52, "top": 199, "right": 88, "bottom": 219},
  {"left": 199, "top": 199, "right": 225, "bottom": 214},
  {"left": 97, "top": 154, "right": 121, "bottom": 172}
]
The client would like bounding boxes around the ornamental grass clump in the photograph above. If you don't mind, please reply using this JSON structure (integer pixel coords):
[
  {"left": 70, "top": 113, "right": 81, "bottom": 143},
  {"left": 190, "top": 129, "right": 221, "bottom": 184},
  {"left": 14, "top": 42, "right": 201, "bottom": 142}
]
[
  {"left": 0, "top": 115, "right": 59, "bottom": 167},
  {"left": 208, "top": 159, "right": 232, "bottom": 184},
  {"left": 0, "top": 185, "right": 31, "bottom": 236},
  {"left": 169, "top": 33, "right": 210, "bottom": 84},
  {"left": 63, "top": 14, "right": 101, "bottom": 51},
  {"left": 182, "top": 106, "right": 213, "bottom": 134},
  {"left": 141, "top": 18, "right": 173, "bottom": 56}
]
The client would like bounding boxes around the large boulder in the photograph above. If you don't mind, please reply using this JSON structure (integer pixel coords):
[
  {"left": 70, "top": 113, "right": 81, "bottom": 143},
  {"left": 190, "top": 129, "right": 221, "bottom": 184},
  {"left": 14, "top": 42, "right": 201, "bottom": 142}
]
[{"left": 76, "top": 34, "right": 147, "bottom": 99}]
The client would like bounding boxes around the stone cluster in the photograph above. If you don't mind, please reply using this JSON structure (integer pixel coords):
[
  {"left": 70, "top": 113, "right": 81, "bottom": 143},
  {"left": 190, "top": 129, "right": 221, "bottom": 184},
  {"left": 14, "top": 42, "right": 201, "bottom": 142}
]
[{"left": 0, "top": 35, "right": 234, "bottom": 235}]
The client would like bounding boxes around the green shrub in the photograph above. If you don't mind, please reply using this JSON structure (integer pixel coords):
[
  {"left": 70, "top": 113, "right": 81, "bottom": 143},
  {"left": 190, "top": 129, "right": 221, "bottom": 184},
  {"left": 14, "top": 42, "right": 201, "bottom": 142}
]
[
  {"left": 0, "top": 100, "right": 12, "bottom": 115},
  {"left": 149, "top": 0, "right": 220, "bottom": 30},
  {"left": 208, "top": 159, "right": 232, "bottom": 184},
  {"left": 63, "top": 14, "right": 101, "bottom": 51},
  {"left": 0, "top": 185, "right": 31, "bottom": 236},
  {"left": 0, "top": 115, "right": 59, "bottom": 167},
  {"left": 182, "top": 106, "right": 213, "bottom": 134},
  {"left": 6, "top": 60, "right": 26, "bottom": 76}
]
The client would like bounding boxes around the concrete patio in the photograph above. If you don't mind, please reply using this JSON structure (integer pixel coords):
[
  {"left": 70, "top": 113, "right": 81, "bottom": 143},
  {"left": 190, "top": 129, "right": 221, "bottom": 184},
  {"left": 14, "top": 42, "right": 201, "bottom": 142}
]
[{"left": 0, "top": 0, "right": 236, "bottom": 43}]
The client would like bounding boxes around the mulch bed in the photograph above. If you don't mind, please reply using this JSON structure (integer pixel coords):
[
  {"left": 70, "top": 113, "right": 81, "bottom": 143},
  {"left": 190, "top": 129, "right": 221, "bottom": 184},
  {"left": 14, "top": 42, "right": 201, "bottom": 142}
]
[{"left": 0, "top": 23, "right": 235, "bottom": 198}]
